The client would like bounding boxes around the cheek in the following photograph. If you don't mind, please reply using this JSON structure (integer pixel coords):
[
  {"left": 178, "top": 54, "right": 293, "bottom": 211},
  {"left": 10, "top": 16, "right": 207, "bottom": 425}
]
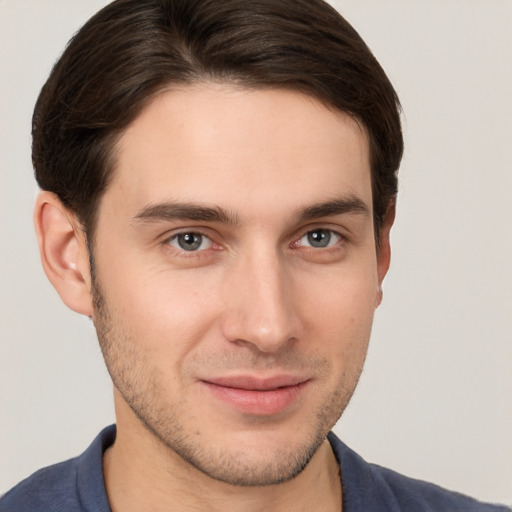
[
  {"left": 298, "top": 263, "right": 377, "bottom": 363},
  {"left": 101, "top": 263, "right": 223, "bottom": 350},
  {"left": 301, "top": 263, "right": 378, "bottom": 327}
]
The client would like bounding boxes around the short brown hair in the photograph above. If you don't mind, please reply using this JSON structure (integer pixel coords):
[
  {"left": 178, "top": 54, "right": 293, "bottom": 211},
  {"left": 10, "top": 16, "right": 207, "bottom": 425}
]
[{"left": 32, "top": 0, "right": 403, "bottom": 243}]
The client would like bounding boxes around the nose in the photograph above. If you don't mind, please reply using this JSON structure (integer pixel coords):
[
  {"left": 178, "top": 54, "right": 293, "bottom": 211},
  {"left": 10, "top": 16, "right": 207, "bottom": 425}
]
[{"left": 220, "top": 250, "right": 301, "bottom": 353}]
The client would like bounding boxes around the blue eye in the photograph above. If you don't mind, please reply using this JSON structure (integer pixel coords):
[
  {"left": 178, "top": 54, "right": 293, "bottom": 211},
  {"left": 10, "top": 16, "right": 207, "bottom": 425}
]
[
  {"left": 300, "top": 229, "right": 341, "bottom": 248},
  {"left": 168, "top": 232, "right": 212, "bottom": 251}
]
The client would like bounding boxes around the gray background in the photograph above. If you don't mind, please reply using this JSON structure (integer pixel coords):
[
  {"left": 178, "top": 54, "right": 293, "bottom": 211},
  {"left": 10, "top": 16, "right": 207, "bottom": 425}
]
[{"left": 1, "top": 0, "right": 511, "bottom": 504}]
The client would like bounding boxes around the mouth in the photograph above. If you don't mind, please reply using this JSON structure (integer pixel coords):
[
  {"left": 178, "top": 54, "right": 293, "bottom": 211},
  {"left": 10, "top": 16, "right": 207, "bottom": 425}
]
[{"left": 200, "top": 375, "right": 311, "bottom": 416}]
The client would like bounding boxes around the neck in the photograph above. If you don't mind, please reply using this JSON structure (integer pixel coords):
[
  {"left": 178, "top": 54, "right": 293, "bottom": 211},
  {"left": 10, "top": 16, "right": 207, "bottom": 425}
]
[{"left": 103, "top": 416, "right": 342, "bottom": 512}]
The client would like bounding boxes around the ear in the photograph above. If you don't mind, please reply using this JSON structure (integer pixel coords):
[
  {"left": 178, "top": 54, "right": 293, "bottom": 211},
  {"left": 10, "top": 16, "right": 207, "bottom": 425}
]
[
  {"left": 375, "top": 200, "right": 396, "bottom": 308},
  {"left": 34, "top": 191, "right": 94, "bottom": 316}
]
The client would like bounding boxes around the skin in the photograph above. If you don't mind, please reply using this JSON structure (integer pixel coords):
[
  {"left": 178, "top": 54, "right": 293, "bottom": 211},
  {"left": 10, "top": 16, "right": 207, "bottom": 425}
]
[{"left": 35, "top": 84, "right": 393, "bottom": 511}]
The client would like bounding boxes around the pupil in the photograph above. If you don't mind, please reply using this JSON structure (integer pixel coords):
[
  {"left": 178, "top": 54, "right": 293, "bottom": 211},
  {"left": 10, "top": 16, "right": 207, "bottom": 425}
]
[
  {"left": 178, "top": 233, "right": 201, "bottom": 251},
  {"left": 308, "top": 230, "right": 330, "bottom": 248}
]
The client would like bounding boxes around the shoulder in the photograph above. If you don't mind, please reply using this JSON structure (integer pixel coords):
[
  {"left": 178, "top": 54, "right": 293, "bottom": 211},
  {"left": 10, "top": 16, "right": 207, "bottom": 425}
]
[
  {"left": 372, "top": 463, "right": 509, "bottom": 512},
  {"left": 0, "top": 458, "right": 81, "bottom": 512},
  {"left": 0, "top": 425, "right": 115, "bottom": 512},
  {"left": 327, "top": 432, "right": 510, "bottom": 512}
]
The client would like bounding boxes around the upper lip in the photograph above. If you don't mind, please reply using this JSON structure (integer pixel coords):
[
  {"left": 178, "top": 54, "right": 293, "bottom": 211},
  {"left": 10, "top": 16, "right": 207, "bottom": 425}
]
[{"left": 202, "top": 375, "right": 310, "bottom": 391}]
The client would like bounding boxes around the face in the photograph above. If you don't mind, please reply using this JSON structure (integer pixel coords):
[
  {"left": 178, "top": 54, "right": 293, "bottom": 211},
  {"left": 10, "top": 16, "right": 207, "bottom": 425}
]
[{"left": 90, "top": 84, "right": 389, "bottom": 486}]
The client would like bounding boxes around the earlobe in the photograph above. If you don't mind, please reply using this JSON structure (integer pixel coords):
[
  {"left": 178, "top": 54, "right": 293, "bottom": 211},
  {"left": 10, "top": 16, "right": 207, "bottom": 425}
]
[
  {"left": 375, "top": 201, "right": 396, "bottom": 308},
  {"left": 34, "top": 191, "right": 93, "bottom": 316}
]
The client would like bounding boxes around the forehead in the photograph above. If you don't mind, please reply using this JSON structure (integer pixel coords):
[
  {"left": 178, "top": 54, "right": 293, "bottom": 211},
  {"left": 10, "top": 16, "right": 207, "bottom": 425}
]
[{"left": 106, "top": 84, "right": 372, "bottom": 220}]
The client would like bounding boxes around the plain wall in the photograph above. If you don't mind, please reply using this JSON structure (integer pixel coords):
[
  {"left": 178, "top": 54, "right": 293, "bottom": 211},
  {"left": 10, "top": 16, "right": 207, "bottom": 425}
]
[{"left": 1, "top": 0, "right": 511, "bottom": 504}]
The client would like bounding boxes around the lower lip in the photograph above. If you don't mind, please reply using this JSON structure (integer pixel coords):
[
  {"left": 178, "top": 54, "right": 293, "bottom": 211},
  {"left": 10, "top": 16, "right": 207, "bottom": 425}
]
[{"left": 201, "top": 381, "right": 309, "bottom": 416}]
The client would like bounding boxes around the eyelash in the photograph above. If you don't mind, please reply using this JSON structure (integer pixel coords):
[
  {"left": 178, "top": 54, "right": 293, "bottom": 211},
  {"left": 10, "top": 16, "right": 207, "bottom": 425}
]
[
  {"left": 293, "top": 228, "right": 343, "bottom": 250},
  {"left": 164, "top": 231, "right": 220, "bottom": 260},
  {"left": 163, "top": 227, "right": 346, "bottom": 257}
]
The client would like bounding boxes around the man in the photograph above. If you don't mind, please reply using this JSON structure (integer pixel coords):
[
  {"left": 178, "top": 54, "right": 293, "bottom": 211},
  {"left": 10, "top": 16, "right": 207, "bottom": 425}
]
[{"left": 0, "top": 0, "right": 509, "bottom": 510}]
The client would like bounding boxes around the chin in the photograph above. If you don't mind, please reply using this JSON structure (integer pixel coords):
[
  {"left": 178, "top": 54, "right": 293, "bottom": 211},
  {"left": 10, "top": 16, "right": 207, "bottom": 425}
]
[{"left": 173, "top": 430, "right": 326, "bottom": 487}]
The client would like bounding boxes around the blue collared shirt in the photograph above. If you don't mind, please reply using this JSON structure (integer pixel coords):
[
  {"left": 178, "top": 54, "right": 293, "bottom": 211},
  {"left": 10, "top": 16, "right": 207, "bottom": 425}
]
[{"left": 1, "top": 425, "right": 509, "bottom": 511}]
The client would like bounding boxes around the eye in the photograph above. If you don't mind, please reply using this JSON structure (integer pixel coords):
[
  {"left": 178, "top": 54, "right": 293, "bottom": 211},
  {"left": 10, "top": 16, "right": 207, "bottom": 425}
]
[
  {"left": 299, "top": 229, "right": 341, "bottom": 248},
  {"left": 167, "top": 232, "right": 212, "bottom": 252}
]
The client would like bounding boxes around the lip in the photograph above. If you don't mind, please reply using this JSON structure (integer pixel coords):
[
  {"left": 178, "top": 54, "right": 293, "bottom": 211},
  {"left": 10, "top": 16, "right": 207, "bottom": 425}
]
[{"left": 200, "top": 375, "right": 311, "bottom": 416}]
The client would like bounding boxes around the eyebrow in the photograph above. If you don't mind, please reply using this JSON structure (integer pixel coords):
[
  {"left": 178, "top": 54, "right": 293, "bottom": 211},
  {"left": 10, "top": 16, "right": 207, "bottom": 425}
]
[
  {"left": 133, "top": 194, "right": 369, "bottom": 226},
  {"left": 297, "top": 195, "right": 370, "bottom": 221},
  {"left": 133, "top": 203, "right": 239, "bottom": 225}
]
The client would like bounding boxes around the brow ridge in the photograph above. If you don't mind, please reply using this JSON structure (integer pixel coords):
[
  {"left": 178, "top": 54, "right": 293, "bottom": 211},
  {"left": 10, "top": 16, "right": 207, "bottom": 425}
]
[{"left": 133, "top": 194, "right": 369, "bottom": 227}]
